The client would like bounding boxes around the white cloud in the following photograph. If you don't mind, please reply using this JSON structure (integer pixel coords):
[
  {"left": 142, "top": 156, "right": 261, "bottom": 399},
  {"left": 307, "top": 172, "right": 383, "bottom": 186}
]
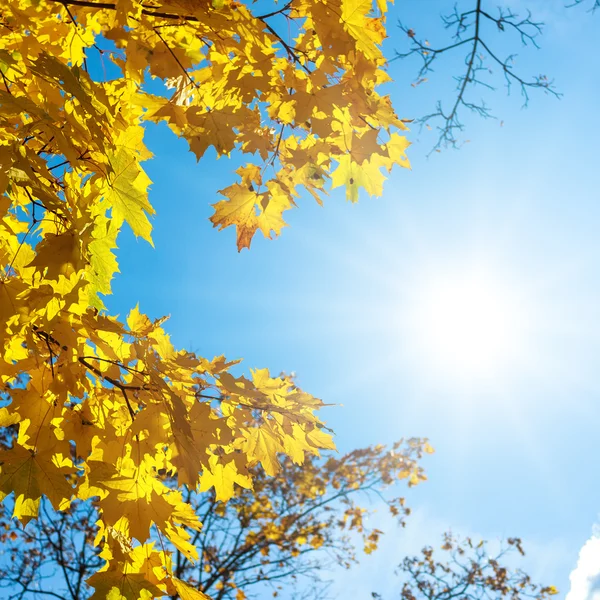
[{"left": 566, "top": 525, "right": 600, "bottom": 600}]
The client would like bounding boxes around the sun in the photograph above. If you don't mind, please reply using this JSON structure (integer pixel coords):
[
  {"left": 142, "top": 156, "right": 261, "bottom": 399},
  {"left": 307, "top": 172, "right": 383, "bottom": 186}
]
[{"left": 408, "top": 269, "right": 527, "bottom": 382}]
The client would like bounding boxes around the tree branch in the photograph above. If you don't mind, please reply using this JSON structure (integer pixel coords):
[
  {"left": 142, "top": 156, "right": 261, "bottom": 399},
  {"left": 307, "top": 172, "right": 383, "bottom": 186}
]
[{"left": 391, "top": 0, "right": 560, "bottom": 152}]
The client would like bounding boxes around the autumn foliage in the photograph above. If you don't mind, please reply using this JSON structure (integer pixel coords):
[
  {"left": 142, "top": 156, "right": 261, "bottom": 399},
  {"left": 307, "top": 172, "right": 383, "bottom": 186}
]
[
  {"left": 0, "top": 439, "right": 430, "bottom": 599},
  {"left": 0, "top": 0, "right": 411, "bottom": 597}
]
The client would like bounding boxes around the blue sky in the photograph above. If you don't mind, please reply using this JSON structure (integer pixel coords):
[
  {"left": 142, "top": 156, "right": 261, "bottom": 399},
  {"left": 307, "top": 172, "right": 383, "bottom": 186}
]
[{"left": 107, "top": 1, "right": 600, "bottom": 596}]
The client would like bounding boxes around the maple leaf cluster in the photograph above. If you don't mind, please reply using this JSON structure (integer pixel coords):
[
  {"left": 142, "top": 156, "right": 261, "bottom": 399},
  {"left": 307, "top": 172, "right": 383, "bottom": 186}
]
[{"left": 0, "top": 0, "right": 410, "bottom": 597}]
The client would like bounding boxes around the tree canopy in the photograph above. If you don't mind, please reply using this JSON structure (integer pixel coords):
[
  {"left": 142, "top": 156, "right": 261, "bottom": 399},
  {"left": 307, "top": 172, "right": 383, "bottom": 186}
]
[{"left": 0, "top": 0, "right": 412, "bottom": 597}]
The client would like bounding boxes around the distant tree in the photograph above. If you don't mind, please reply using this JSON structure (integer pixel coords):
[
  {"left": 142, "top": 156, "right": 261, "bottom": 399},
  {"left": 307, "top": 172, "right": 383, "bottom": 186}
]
[
  {"left": 374, "top": 533, "right": 558, "bottom": 600},
  {"left": 0, "top": 439, "right": 431, "bottom": 600}
]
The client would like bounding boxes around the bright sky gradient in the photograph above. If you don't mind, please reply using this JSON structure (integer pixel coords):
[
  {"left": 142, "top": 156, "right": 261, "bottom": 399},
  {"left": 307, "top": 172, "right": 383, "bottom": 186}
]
[{"left": 106, "top": 1, "right": 600, "bottom": 596}]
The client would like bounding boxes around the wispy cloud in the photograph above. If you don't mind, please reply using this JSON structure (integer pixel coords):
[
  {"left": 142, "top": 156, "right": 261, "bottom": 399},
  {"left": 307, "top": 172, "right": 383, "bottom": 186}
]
[{"left": 566, "top": 525, "right": 600, "bottom": 600}]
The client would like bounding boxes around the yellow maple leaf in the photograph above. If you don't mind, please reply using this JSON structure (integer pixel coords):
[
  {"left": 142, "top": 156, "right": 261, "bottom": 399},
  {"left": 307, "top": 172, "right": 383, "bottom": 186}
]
[
  {"left": 258, "top": 181, "right": 293, "bottom": 239},
  {"left": 102, "top": 128, "right": 154, "bottom": 243},
  {"left": 199, "top": 454, "right": 252, "bottom": 502},
  {"left": 0, "top": 432, "right": 74, "bottom": 523},
  {"left": 87, "top": 544, "right": 164, "bottom": 600},
  {"left": 385, "top": 132, "right": 411, "bottom": 170},
  {"left": 169, "top": 577, "right": 211, "bottom": 600},
  {"left": 87, "top": 212, "right": 120, "bottom": 306},
  {"left": 211, "top": 184, "right": 260, "bottom": 250},
  {"left": 27, "top": 231, "right": 83, "bottom": 280},
  {"left": 330, "top": 153, "right": 387, "bottom": 202},
  {"left": 87, "top": 459, "right": 198, "bottom": 545},
  {"left": 341, "top": 0, "right": 386, "bottom": 59},
  {"left": 126, "top": 304, "right": 153, "bottom": 336},
  {"left": 88, "top": 573, "right": 161, "bottom": 600},
  {"left": 185, "top": 106, "right": 253, "bottom": 159},
  {"left": 243, "top": 426, "right": 283, "bottom": 476}
]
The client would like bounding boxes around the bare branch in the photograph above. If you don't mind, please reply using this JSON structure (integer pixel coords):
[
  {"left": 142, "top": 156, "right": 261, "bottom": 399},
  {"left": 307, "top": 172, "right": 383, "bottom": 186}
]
[{"left": 391, "top": 0, "right": 561, "bottom": 152}]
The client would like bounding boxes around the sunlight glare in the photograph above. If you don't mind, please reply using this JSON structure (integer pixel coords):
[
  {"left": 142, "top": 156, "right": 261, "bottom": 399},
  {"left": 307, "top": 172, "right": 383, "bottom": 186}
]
[{"left": 410, "top": 270, "right": 527, "bottom": 381}]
